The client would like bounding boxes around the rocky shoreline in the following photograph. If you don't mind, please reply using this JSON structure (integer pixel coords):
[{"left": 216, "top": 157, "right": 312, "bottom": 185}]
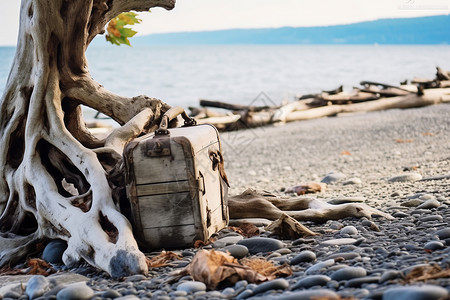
[{"left": 1, "top": 104, "right": 450, "bottom": 299}]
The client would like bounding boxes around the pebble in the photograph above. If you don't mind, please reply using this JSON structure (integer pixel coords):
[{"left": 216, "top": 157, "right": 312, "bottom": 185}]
[
  {"left": 424, "top": 241, "right": 445, "bottom": 251},
  {"left": 321, "top": 238, "right": 357, "bottom": 246},
  {"left": 342, "top": 177, "right": 362, "bottom": 185},
  {"left": 290, "top": 250, "right": 316, "bottom": 265},
  {"left": 330, "top": 266, "right": 367, "bottom": 281},
  {"left": 379, "top": 270, "right": 400, "bottom": 283},
  {"left": 388, "top": 173, "right": 422, "bottom": 182},
  {"left": 435, "top": 228, "right": 450, "bottom": 240},
  {"left": 320, "top": 172, "right": 346, "bottom": 184},
  {"left": 252, "top": 279, "right": 289, "bottom": 295},
  {"left": 393, "top": 212, "right": 409, "bottom": 218},
  {"left": 328, "top": 197, "right": 365, "bottom": 204},
  {"left": 101, "top": 289, "right": 122, "bottom": 298},
  {"left": 382, "top": 284, "right": 449, "bottom": 300},
  {"left": 42, "top": 239, "right": 68, "bottom": 264},
  {"left": 222, "top": 244, "right": 249, "bottom": 259},
  {"left": 56, "top": 282, "right": 94, "bottom": 300},
  {"left": 345, "top": 276, "right": 380, "bottom": 287},
  {"left": 212, "top": 235, "right": 244, "bottom": 248},
  {"left": 237, "top": 237, "right": 284, "bottom": 254},
  {"left": 401, "top": 199, "right": 423, "bottom": 207},
  {"left": 267, "top": 289, "right": 339, "bottom": 300},
  {"left": 292, "top": 275, "right": 331, "bottom": 289},
  {"left": 176, "top": 281, "right": 206, "bottom": 293},
  {"left": 340, "top": 226, "right": 358, "bottom": 235},
  {"left": 417, "top": 199, "right": 440, "bottom": 209},
  {"left": 305, "top": 259, "right": 335, "bottom": 275},
  {"left": 25, "top": 275, "right": 50, "bottom": 300}
]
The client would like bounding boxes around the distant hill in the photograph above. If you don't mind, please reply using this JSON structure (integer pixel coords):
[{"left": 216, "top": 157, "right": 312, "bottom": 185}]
[{"left": 132, "top": 15, "right": 450, "bottom": 45}]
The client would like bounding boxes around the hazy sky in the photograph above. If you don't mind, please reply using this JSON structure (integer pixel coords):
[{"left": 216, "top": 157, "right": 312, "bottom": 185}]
[{"left": 1, "top": 0, "right": 449, "bottom": 46}]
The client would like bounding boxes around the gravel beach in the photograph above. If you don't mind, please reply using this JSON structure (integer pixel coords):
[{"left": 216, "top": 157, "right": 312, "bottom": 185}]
[{"left": 1, "top": 104, "right": 449, "bottom": 299}]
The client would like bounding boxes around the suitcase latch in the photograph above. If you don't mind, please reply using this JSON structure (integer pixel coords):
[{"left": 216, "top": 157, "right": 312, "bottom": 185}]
[{"left": 145, "top": 138, "right": 171, "bottom": 157}]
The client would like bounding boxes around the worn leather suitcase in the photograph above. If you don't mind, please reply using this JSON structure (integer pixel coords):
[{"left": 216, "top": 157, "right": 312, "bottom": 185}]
[{"left": 124, "top": 107, "right": 229, "bottom": 250}]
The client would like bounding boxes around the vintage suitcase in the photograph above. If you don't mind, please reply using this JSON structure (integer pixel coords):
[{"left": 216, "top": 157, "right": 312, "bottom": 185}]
[{"left": 124, "top": 107, "right": 229, "bottom": 250}]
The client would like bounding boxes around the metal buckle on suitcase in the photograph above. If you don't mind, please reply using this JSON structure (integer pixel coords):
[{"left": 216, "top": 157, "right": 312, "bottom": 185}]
[{"left": 124, "top": 107, "right": 229, "bottom": 250}]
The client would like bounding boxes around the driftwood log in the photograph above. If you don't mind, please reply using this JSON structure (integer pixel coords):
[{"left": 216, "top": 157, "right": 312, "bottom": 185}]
[{"left": 193, "top": 67, "right": 450, "bottom": 130}]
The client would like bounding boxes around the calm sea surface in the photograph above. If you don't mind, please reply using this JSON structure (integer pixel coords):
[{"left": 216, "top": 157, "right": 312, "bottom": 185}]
[{"left": 1, "top": 45, "right": 450, "bottom": 109}]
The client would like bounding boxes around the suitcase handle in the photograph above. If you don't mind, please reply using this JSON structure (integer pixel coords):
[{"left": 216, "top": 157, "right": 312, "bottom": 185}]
[{"left": 155, "top": 106, "right": 197, "bottom": 136}]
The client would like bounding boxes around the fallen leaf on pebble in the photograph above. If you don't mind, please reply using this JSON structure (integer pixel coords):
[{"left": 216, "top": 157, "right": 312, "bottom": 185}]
[
  {"left": 285, "top": 182, "right": 326, "bottom": 195},
  {"left": 241, "top": 258, "right": 292, "bottom": 278},
  {"left": 194, "top": 237, "right": 216, "bottom": 248},
  {"left": 147, "top": 251, "right": 183, "bottom": 268},
  {"left": 395, "top": 139, "right": 414, "bottom": 143},
  {"left": 266, "top": 213, "right": 318, "bottom": 239},
  {"left": 340, "top": 150, "right": 351, "bottom": 156},
  {"left": 185, "top": 249, "right": 267, "bottom": 289},
  {"left": 229, "top": 222, "right": 260, "bottom": 238},
  {"left": 404, "top": 264, "right": 450, "bottom": 283},
  {"left": 27, "top": 258, "right": 56, "bottom": 276}
]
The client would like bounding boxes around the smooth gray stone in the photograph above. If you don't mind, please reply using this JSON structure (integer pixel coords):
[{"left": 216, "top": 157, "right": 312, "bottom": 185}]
[
  {"left": 229, "top": 218, "right": 272, "bottom": 227},
  {"left": 328, "top": 197, "right": 365, "bottom": 204},
  {"left": 237, "top": 237, "right": 284, "bottom": 254},
  {"left": 268, "top": 289, "right": 339, "bottom": 300},
  {"left": 401, "top": 199, "right": 423, "bottom": 207},
  {"left": 340, "top": 225, "right": 358, "bottom": 235},
  {"left": 292, "top": 275, "right": 331, "bottom": 289},
  {"left": 321, "top": 238, "right": 357, "bottom": 246},
  {"left": 388, "top": 173, "right": 422, "bottom": 182},
  {"left": 382, "top": 285, "right": 449, "bottom": 300},
  {"left": 222, "top": 244, "right": 249, "bottom": 259},
  {"left": 26, "top": 275, "right": 50, "bottom": 300},
  {"left": 379, "top": 270, "right": 400, "bottom": 283},
  {"left": 102, "top": 289, "right": 122, "bottom": 298},
  {"left": 56, "top": 282, "right": 94, "bottom": 300},
  {"left": 420, "top": 215, "right": 443, "bottom": 222},
  {"left": 236, "top": 289, "right": 253, "bottom": 299},
  {"left": 329, "top": 221, "right": 344, "bottom": 230},
  {"left": 327, "top": 252, "right": 361, "bottom": 260},
  {"left": 305, "top": 259, "right": 335, "bottom": 275},
  {"left": 393, "top": 212, "right": 409, "bottom": 218},
  {"left": 343, "top": 177, "right": 362, "bottom": 185},
  {"left": 424, "top": 241, "right": 445, "bottom": 251},
  {"left": 330, "top": 266, "right": 367, "bottom": 281},
  {"left": 290, "top": 250, "right": 316, "bottom": 265},
  {"left": 125, "top": 274, "right": 146, "bottom": 282},
  {"left": 42, "top": 239, "right": 68, "bottom": 264},
  {"left": 176, "top": 281, "right": 206, "bottom": 293},
  {"left": 435, "top": 228, "right": 450, "bottom": 240},
  {"left": 321, "top": 172, "right": 346, "bottom": 184},
  {"left": 345, "top": 276, "right": 380, "bottom": 287},
  {"left": 114, "top": 296, "right": 140, "bottom": 300},
  {"left": 213, "top": 235, "right": 244, "bottom": 248},
  {"left": 253, "top": 279, "right": 289, "bottom": 295},
  {"left": 417, "top": 199, "right": 440, "bottom": 209}
]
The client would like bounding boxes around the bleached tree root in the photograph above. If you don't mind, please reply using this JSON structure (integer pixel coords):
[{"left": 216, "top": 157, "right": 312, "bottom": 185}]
[
  {"left": 229, "top": 190, "right": 393, "bottom": 223},
  {"left": 0, "top": 0, "right": 175, "bottom": 277}
]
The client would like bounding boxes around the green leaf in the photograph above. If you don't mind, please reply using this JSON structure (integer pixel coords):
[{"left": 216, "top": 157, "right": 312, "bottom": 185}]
[{"left": 105, "top": 12, "right": 142, "bottom": 46}]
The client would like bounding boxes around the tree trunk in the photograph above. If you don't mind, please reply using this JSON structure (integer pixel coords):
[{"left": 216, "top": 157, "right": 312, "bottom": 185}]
[{"left": 0, "top": 0, "right": 175, "bottom": 278}]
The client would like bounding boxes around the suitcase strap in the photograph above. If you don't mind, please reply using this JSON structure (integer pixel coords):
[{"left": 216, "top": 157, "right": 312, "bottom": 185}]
[{"left": 155, "top": 106, "right": 197, "bottom": 136}]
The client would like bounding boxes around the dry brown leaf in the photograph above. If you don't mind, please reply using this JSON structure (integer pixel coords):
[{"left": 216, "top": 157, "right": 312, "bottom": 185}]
[
  {"left": 422, "top": 132, "right": 434, "bottom": 136},
  {"left": 27, "top": 258, "right": 56, "bottom": 276},
  {"left": 146, "top": 251, "right": 183, "bottom": 268},
  {"left": 287, "top": 182, "right": 326, "bottom": 195},
  {"left": 266, "top": 213, "right": 318, "bottom": 239},
  {"left": 186, "top": 249, "right": 268, "bottom": 289},
  {"left": 194, "top": 237, "right": 216, "bottom": 248},
  {"left": 395, "top": 139, "right": 414, "bottom": 143},
  {"left": 404, "top": 264, "right": 450, "bottom": 283},
  {"left": 229, "top": 222, "right": 260, "bottom": 238},
  {"left": 241, "top": 258, "right": 292, "bottom": 278}
]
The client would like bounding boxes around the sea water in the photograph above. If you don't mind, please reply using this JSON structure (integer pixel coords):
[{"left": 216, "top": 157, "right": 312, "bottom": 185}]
[{"left": 1, "top": 45, "right": 450, "bottom": 109}]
